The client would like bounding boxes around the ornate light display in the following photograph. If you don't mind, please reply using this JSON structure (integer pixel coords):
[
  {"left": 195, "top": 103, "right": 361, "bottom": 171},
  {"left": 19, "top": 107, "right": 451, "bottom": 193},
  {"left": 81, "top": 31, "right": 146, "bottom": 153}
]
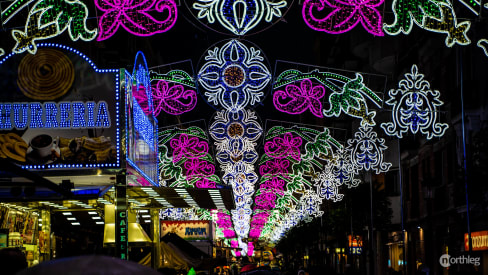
[
  {"left": 197, "top": 39, "right": 271, "bottom": 112},
  {"left": 95, "top": 0, "right": 177, "bottom": 41},
  {"left": 150, "top": 70, "right": 197, "bottom": 116},
  {"left": 302, "top": 0, "right": 384, "bottom": 36},
  {"left": 346, "top": 124, "right": 391, "bottom": 174},
  {"left": 159, "top": 126, "right": 220, "bottom": 188},
  {"left": 210, "top": 109, "right": 262, "bottom": 253},
  {"left": 381, "top": 64, "right": 449, "bottom": 139},
  {"left": 191, "top": 0, "right": 288, "bottom": 35},
  {"left": 3, "top": 0, "right": 97, "bottom": 54},
  {"left": 383, "top": 0, "right": 471, "bottom": 47},
  {"left": 332, "top": 147, "right": 361, "bottom": 188},
  {"left": 249, "top": 125, "right": 344, "bottom": 241},
  {"left": 273, "top": 69, "right": 382, "bottom": 125}
]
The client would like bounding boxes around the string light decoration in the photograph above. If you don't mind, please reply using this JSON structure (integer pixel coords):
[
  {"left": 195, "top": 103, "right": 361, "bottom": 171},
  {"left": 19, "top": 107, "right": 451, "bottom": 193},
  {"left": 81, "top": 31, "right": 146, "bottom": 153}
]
[
  {"left": 6, "top": 0, "right": 97, "bottom": 54},
  {"left": 346, "top": 124, "right": 391, "bottom": 174},
  {"left": 381, "top": 64, "right": 449, "bottom": 139},
  {"left": 210, "top": 109, "right": 262, "bottom": 252},
  {"left": 383, "top": 0, "right": 471, "bottom": 47},
  {"left": 273, "top": 78, "right": 325, "bottom": 117},
  {"left": 95, "top": 0, "right": 177, "bottom": 41},
  {"left": 273, "top": 69, "right": 382, "bottom": 126},
  {"left": 191, "top": 0, "right": 288, "bottom": 35},
  {"left": 159, "top": 126, "right": 220, "bottom": 188},
  {"left": 302, "top": 0, "right": 384, "bottom": 36},
  {"left": 197, "top": 40, "right": 271, "bottom": 112},
  {"left": 332, "top": 147, "right": 361, "bottom": 188},
  {"left": 313, "top": 163, "right": 343, "bottom": 202},
  {"left": 150, "top": 70, "right": 197, "bottom": 116},
  {"left": 249, "top": 126, "right": 343, "bottom": 240}
]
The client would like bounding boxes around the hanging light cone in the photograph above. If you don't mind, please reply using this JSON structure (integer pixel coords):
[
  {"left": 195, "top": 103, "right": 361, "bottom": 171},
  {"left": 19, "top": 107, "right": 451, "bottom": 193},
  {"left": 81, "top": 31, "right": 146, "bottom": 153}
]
[{"left": 103, "top": 204, "right": 152, "bottom": 246}]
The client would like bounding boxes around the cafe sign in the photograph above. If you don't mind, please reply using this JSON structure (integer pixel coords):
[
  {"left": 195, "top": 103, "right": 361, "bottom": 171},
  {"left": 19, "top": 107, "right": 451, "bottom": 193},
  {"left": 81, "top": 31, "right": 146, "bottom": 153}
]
[
  {"left": 465, "top": 231, "right": 488, "bottom": 251},
  {"left": 162, "top": 220, "right": 211, "bottom": 240},
  {"left": 0, "top": 43, "right": 121, "bottom": 170}
]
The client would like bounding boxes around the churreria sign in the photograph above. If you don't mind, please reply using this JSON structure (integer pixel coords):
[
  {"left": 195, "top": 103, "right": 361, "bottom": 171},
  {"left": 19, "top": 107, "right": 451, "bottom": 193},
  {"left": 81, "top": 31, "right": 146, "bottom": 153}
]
[
  {"left": 439, "top": 254, "right": 480, "bottom": 267},
  {"left": 0, "top": 101, "right": 111, "bottom": 130}
]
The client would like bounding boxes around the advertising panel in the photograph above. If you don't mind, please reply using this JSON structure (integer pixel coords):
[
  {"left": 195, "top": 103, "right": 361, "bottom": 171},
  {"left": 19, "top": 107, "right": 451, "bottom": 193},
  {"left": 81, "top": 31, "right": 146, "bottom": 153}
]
[
  {"left": 161, "top": 220, "right": 211, "bottom": 240},
  {"left": 465, "top": 231, "right": 488, "bottom": 251},
  {"left": 0, "top": 44, "right": 121, "bottom": 170},
  {"left": 125, "top": 52, "right": 158, "bottom": 186}
]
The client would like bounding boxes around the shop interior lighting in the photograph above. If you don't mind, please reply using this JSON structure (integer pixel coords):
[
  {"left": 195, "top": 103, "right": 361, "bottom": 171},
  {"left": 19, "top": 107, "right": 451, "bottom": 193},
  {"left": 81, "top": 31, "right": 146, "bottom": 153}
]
[
  {"left": 62, "top": 212, "right": 73, "bottom": 215},
  {"left": 96, "top": 221, "right": 104, "bottom": 225},
  {"left": 71, "top": 222, "right": 81, "bottom": 226},
  {"left": 91, "top": 217, "right": 102, "bottom": 220},
  {"left": 138, "top": 209, "right": 149, "bottom": 213},
  {"left": 88, "top": 212, "right": 97, "bottom": 215},
  {"left": 141, "top": 215, "right": 151, "bottom": 218},
  {"left": 67, "top": 217, "right": 76, "bottom": 221}
]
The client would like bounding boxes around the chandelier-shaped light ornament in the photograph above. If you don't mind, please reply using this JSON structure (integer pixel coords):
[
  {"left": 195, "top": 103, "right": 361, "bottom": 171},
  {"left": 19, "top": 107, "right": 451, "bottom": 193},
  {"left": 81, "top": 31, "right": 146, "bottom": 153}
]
[
  {"left": 302, "top": 0, "right": 384, "bottom": 36},
  {"left": 346, "top": 124, "right": 392, "bottom": 174},
  {"left": 198, "top": 40, "right": 271, "bottom": 112},
  {"left": 332, "top": 147, "right": 361, "bottom": 188},
  {"left": 191, "top": 0, "right": 288, "bottom": 35},
  {"left": 314, "top": 163, "right": 344, "bottom": 202},
  {"left": 6, "top": 0, "right": 97, "bottom": 54},
  {"left": 383, "top": 0, "right": 470, "bottom": 47},
  {"left": 95, "top": 0, "right": 177, "bottom": 41},
  {"left": 380, "top": 64, "right": 449, "bottom": 140}
]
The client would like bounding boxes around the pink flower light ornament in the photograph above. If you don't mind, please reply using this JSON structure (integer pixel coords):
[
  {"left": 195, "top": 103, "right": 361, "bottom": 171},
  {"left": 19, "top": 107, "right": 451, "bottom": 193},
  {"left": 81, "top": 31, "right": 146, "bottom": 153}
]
[
  {"left": 302, "top": 0, "right": 384, "bottom": 36},
  {"left": 273, "top": 78, "right": 325, "bottom": 117},
  {"left": 95, "top": 0, "right": 177, "bottom": 40}
]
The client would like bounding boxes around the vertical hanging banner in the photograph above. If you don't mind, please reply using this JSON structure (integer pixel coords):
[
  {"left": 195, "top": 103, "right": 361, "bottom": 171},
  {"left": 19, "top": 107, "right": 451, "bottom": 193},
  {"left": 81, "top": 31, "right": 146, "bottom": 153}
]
[
  {"left": 0, "top": 43, "right": 121, "bottom": 170},
  {"left": 115, "top": 175, "right": 128, "bottom": 260},
  {"left": 125, "top": 52, "right": 158, "bottom": 186}
]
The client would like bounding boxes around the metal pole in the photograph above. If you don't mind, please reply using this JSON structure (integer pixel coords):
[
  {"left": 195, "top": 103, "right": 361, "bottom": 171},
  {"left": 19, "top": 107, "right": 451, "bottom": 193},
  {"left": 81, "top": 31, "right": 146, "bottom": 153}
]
[
  {"left": 368, "top": 172, "right": 375, "bottom": 275},
  {"left": 458, "top": 48, "right": 471, "bottom": 252},
  {"left": 397, "top": 140, "right": 406, "bottom": 275},
  {"left": 151, "top": 208, "right": 161, "bottom": 269}
]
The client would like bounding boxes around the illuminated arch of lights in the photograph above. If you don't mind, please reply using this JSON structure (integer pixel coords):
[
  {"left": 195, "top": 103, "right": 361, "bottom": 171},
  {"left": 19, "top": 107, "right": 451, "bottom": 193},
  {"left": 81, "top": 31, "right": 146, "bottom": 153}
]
[
  {"left": 302, "top": 0, "right": 384, "bottom": 36},
  {"left": 197, "top": 40, "right": 271, "bottom": 112},
  {"left": 346, "top": 124, "right": 391, "bottom": 174},
  {"left": 249, "top": 126, "right": 344, "bottom": 241},
  {"left": 332, "top": 147, "right": 361, "bottom": 189},
  {"left": 477, "top": 39, "right": 488, "bottom": 58},
  {"left": 383, "top": 0, "right": 471, "bottom": 47},
  {"left": 210, "top": 109, "right": 262, "bottom": 254},
  {"left": 381, "top": 64, "right": 449, "bottom": 140},
  {"left": 191, "top": 0, "right": 288, "bottom": 35},
  {"left": 95, "top": 0, "right": 177, "bottom": 41},
  {"left": 2, "top": 0, "right": 97, "bottom": 54},
  {"left": 273, "top": 70, "right": 382, "bottom": 125},
  {"left": 150, "top": 70, "right": 197, "bottom": 116}
]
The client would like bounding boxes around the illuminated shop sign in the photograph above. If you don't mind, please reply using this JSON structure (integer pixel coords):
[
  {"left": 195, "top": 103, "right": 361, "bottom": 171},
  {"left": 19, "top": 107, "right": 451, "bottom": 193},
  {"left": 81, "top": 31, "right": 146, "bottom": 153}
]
[
  {"left": 348, "top": 235, "right": 363, "bottom": 255},
  {"left": 0, "top": 43, "right": 120, "bottom": 170},
  {"left": 0, "top": 101, "right": 110, "bottom": 130},
  {"left": 465, "top": 231, "right": 488, "bottom": 251},
  {"left": 162, "top": 220, "right": 211, "bottom": 240},
  {"left": 125, "top": 52, "right": 158, "bottom": 186}
]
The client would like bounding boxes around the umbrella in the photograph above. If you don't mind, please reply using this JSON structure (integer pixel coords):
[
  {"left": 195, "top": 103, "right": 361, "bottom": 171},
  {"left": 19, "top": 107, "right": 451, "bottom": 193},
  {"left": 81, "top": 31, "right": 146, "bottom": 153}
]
[
  {"left": 16, "top": 255, "right": 161, "bottom": 275},
  {"left": 240, "top": 264, "right": 257, "bottom": 272}
]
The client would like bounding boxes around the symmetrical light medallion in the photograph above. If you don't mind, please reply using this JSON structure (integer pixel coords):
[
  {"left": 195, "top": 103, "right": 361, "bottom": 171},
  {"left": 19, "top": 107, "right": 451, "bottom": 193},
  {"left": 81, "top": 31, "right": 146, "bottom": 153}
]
[{"left": 197, "top": 39, "right": 272, "bottom": 112}]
